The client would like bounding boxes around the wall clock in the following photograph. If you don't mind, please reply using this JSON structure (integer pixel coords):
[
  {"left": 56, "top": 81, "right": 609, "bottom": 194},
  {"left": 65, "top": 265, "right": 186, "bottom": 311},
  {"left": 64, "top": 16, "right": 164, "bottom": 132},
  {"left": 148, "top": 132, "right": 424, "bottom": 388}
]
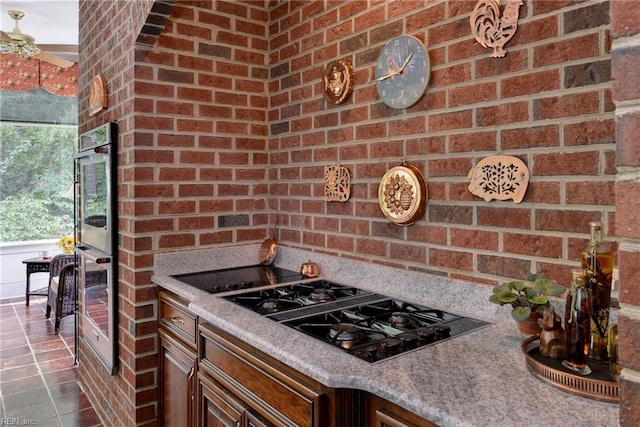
[{"left": 375, "top": 35, "right": 430, "bottom": 109}]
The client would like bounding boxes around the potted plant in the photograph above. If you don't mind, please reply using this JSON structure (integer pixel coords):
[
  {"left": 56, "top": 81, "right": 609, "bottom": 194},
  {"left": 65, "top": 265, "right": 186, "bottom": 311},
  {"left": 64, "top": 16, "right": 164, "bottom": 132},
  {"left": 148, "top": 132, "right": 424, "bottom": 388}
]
[{"left": 490, "top": 274, "right": 566, "bottom": 335}]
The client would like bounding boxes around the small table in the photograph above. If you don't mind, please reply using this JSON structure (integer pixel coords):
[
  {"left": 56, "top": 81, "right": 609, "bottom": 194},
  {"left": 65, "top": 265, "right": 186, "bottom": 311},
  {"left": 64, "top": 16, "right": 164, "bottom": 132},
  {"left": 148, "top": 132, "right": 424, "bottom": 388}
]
[{"left": 22, "top": 257, "right": 51, "bottom": 306}]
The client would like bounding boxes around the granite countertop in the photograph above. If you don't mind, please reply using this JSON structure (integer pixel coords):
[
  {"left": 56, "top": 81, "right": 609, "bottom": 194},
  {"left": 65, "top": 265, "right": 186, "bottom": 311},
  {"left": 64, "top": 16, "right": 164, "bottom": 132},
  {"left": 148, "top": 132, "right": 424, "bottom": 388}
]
[{"left": 152, "top": 244, "right": 619, "bottom": 427}]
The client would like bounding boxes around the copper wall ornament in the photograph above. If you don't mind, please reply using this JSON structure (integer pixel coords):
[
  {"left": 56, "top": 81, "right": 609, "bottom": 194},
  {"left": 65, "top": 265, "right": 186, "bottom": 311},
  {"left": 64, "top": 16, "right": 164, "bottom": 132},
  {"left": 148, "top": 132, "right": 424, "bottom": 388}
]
[
  {"left": 323, "top": 58, "right": 354, "bottom": 105},
  {"left": 467, "top": 155, "right": 530, "bottom": 203},
  {"left": 470, "top": 0, "right": 523, "bottom": 58},
  {"left": 89, "top": 74, "right": 108, "bottom": 116},
  {"left": 324, "top": 165, "right": 351, "bottom": 202},
  {"left": 378, "top": 161, "right": 427, "bottom": 226}
]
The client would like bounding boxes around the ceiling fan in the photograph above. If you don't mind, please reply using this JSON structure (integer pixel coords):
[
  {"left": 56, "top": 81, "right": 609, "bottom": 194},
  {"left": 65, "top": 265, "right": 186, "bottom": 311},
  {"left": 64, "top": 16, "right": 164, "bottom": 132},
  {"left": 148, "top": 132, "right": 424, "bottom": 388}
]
[{"left": 0, "top": 9, "right": 76, "bottom": 68}]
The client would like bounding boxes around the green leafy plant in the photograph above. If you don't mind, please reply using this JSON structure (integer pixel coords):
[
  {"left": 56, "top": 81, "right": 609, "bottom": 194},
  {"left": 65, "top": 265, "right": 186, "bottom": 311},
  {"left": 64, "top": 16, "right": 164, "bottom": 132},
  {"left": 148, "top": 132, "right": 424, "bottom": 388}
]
[{"left": 489, "top": 274, "right": 566, "bottom": 322}]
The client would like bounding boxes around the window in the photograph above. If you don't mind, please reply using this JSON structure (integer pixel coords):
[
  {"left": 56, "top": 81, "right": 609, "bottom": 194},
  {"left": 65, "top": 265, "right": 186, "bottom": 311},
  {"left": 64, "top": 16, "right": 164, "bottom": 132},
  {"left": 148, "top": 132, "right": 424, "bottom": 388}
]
[{"left": 0, "top": 123, "right": 77, "bottom": 242}]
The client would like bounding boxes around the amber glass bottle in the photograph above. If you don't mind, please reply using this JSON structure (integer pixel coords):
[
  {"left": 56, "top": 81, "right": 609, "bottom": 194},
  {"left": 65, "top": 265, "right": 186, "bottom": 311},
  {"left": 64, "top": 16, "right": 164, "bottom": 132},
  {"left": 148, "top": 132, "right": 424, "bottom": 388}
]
[
  {"left": 580, "top": 221, "right": 614, "bottom": 361},
  {"left": 563, "top": 270, "right": 592, "bottom": 375}
]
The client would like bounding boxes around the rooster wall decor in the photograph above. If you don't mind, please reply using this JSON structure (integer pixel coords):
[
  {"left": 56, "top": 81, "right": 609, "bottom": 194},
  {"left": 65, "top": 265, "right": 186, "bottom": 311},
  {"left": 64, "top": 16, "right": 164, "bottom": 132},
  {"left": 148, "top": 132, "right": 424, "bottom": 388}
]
[{"left": 470, "top": 0, "right": 523, "bottom": 58}]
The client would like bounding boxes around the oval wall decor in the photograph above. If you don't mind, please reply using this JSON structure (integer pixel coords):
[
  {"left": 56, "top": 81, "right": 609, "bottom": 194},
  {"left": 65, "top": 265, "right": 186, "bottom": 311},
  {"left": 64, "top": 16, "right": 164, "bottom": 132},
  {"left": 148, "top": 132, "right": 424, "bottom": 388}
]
[{"left": 378, "top": 161, "right": 427, "bottom": 226}]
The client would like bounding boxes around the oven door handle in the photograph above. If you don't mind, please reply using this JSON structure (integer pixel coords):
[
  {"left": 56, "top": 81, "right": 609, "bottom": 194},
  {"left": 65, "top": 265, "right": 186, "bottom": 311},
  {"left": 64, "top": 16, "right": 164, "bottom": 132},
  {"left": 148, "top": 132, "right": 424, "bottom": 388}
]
[{"left": 75, "top": 246, "right": 112, "bottom": 264}]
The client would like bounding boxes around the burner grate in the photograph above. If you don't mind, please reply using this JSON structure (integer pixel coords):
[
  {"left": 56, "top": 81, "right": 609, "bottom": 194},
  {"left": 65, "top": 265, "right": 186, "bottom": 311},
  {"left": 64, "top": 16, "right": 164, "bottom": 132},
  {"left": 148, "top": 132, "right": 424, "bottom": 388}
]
[{"left": 267, "top": 293, "right": 387, "bottom": 322}]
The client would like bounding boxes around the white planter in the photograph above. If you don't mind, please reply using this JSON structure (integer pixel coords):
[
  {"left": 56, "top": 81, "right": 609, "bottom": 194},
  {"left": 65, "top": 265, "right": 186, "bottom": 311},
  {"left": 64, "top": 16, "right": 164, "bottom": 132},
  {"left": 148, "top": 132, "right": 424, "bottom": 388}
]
[{"left": 0, "top": 239, "right": 62, "bottom": 300}]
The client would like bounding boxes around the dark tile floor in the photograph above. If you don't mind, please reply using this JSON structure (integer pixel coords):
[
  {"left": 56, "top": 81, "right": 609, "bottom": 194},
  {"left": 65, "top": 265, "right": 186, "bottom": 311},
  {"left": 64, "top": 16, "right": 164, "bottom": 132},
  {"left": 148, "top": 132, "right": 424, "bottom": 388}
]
[{"left": 0, "top": 296, "right": 103, "bottom": 426}]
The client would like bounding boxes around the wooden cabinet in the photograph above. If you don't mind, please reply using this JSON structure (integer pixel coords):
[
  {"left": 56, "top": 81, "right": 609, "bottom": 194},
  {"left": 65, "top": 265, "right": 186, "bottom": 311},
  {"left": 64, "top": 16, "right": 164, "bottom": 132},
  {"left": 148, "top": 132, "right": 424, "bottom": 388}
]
[
  {"left": 158, "top": 288, "right": 433, "bottom": 427},
  {"left": 198, "top": 321, "right": 366, "bottom": 427},
  {"left": 160, "top": 329, "right": 197, "bottom": 427},
  {"left": 159, "top": 291, "right": 198, "bottom": 427},
  {"left": 198, "top": 370, "right": 272, "bottom": 427},
  {"left": 368, "top": 395, "right": 436, "bottom": 427}
]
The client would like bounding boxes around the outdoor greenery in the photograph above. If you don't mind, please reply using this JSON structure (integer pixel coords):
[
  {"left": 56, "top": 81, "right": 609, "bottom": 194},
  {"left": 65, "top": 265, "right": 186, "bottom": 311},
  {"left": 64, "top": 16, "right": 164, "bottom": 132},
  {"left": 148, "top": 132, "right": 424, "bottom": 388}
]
[{"left": 0, "top": 123, "right": 77, "bottom": 242}]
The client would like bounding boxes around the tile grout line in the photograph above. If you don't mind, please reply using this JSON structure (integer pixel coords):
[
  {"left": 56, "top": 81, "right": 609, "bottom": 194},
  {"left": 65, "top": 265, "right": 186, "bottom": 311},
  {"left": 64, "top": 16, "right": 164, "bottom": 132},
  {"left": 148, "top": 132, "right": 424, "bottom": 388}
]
[{"left": 10, "top": 298, "right": 66, "bottom": 427}]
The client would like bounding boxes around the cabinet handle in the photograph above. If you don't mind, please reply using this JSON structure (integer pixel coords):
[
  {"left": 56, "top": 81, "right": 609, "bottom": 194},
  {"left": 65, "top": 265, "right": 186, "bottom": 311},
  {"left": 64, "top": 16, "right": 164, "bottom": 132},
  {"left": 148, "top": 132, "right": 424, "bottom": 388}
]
[
  {"left": 170, "top": 316, "right": 184, "bottom": 325},
  {"left": 187, "top": 367, "right": 195, "bottom": 401}
]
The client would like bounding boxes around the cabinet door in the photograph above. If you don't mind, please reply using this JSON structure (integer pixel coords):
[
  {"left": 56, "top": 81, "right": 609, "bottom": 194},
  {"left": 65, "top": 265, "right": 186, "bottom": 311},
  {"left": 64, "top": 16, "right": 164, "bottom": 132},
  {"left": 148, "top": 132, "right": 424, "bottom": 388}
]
[
  {"left": 161, "top": 332, "right": 197, "bottom": 427},
  {"left": 198, "top": 370, "right": 276, "bottom": 427},
  {"left": 199, "top": 374, "right": 243, "bottom": 427},
  {"left": 369, "top": 395, "right": 436, "bottom": 427}
]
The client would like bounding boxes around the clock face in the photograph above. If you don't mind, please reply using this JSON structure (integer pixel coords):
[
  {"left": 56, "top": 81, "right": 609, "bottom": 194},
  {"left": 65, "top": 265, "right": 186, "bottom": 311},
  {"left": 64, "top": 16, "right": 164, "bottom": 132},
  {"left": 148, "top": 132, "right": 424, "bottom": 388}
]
[{"left": 375, "top": 35, "right": 430, "bottom": 109}]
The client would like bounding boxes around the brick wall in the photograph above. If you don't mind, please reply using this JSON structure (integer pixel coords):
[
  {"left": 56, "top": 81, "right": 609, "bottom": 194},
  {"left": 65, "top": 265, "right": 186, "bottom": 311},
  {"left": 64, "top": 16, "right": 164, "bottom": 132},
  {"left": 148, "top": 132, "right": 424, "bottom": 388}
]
[
  {"left": 79, "top": 0, "right": 270, "bottom": 425},
  {"left": 268, "top": 0, "right": 615, "bottom": 287},
  {"left": 77, "top": 1, "right": 638, "bottom": 425},
  {"left": 611, "top": 0, "right": 640, "bottom": 423}
]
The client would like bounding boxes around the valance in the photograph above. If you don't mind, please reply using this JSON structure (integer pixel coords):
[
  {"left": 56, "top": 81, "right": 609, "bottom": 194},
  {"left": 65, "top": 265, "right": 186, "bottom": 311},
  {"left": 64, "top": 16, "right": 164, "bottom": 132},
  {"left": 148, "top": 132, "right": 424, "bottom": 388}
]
[{"left": 0, "top": 53, "right": 78, "bottom": 97}]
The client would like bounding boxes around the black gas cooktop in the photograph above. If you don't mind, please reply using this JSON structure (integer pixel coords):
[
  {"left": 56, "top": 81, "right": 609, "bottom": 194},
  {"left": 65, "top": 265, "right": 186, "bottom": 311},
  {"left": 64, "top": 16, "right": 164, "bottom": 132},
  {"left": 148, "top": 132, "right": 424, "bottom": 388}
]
[
  {"left": 223, "top": 279, "right": 489, "bottom": 363},
  {"left": 172, "top": 265, "right": 303, "bottom": 294}
]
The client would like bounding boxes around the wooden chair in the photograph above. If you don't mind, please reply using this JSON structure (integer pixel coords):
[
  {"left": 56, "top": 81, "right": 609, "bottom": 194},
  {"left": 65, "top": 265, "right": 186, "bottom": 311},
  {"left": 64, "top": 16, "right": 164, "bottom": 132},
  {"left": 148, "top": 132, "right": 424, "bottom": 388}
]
[{"left": 45, "top": 254, "right": 76, "bottom": 333}]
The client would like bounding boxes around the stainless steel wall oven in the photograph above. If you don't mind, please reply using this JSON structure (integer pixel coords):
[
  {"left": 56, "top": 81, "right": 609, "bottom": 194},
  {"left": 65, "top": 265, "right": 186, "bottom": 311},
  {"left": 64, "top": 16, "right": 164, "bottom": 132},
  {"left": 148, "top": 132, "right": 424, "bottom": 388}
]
[{"left": 75, "top": 121, "right": 118, "bottom": 374}]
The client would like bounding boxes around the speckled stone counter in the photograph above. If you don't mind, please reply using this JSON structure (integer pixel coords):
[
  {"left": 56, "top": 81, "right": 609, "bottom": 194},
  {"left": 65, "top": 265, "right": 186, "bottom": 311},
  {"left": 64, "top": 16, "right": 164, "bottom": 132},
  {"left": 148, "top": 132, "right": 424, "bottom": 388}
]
[{"left": 152, "top": 244, "right": 619, "bottom": 427}]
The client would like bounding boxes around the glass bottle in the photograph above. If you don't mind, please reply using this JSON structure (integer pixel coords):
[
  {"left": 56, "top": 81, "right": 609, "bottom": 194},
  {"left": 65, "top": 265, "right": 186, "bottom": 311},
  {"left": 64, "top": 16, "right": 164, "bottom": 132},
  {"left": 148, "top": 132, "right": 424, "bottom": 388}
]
[
  {"left": 580, "top": 221, "right": 615, "bottom": 361},
  {"left": 563, "top": 269, "right": 592, "bottom": 375},
  {"left": 608, "top": 323, "right": 621, "bottom": 382}
]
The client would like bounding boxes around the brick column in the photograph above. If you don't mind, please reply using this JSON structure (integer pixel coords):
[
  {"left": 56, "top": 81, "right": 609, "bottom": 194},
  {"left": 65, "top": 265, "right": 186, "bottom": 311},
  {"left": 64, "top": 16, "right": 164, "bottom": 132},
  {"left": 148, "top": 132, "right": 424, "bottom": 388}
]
[{"left": 610, "top": 1, "right": 640, "bottom": 424}]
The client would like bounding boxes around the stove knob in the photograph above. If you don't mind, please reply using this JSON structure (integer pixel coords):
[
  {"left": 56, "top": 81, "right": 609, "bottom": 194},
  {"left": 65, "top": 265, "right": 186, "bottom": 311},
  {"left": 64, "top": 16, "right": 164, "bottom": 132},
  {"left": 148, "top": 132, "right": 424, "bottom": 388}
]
[
  {"left": 366, "top": 346, "right": 378, "bottom": 361},
  {"left": 398, "top": 333, "right": 418, "bottom": 347},
  {"left": 415, "top": 327, "right": 435, "bottom": 342},
  {"left": 433, "top": 324, "right": 451, "bottom": 339}
]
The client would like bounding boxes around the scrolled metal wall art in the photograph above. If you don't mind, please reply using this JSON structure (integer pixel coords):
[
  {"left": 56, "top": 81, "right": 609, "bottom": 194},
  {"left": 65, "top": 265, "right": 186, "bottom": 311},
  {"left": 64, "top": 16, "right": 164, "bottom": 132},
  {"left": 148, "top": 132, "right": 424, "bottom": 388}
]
[{"left": 470, "top": 0, "right": 523, "bottom": 58}]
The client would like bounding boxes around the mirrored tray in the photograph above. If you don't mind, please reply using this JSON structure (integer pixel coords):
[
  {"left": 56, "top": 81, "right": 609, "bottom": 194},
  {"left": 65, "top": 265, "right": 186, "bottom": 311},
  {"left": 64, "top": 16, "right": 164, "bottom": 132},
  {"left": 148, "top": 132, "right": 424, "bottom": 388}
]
[{"left": 522, "top": 336, "right": 619, "bottom": 403}]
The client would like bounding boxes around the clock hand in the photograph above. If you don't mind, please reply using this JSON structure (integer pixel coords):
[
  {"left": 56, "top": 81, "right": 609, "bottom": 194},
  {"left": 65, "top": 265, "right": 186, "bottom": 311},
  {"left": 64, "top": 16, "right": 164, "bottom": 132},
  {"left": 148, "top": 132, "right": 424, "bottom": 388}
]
[
  {"left": 376, "top": 71, "right": 400, "bottom": 81},
  {"left": 398, "top": 53, "right": 413, "bottom": 73},
  {"left": 376, "top": 53, "right": 414, "bottom": 81}
]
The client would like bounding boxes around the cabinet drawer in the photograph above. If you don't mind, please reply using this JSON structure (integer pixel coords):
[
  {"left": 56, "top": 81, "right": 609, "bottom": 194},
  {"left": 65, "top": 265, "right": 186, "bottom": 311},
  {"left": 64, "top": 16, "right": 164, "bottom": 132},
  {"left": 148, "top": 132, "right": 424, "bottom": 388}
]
[
  {"left": 199, "top": 323, "right": 322, "bottom": 427},
  {"left": 159, "top": 291, "right": 197, "bottom": 346}
]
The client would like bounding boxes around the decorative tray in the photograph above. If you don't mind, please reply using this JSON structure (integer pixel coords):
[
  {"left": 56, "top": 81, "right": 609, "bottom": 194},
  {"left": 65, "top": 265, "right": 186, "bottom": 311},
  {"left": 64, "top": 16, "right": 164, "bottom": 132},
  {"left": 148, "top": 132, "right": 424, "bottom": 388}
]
[{"left": 521, "top": 336, "right": 619, "bottom": 403}]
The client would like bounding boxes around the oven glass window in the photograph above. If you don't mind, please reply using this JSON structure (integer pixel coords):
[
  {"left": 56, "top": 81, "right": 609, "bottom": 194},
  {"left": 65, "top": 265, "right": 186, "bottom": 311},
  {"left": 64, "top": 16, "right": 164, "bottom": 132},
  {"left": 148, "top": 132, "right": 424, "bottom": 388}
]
[
  {"left": 81, "top": 161, "right": 108, "bottom": 223},
  {"left": 84, "top": 259, "right": 110, "bottom": 338}
]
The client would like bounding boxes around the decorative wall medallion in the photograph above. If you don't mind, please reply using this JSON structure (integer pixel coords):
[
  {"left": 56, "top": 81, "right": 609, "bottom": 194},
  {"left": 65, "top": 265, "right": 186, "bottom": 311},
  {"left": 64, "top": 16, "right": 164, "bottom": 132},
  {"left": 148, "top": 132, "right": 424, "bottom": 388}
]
[
  {"left": 89, "top": 74, "right": 108, "bottom": 116},
  {"left": 324, "top": 165, "right": 351, "bottom": 202},
  {"left": 467, "top": 155, "right": 529, "bottom": 203},
  {"left": 470, "top": 0, "right": 523, "bottom": 58},
  {"left": 323, "top": 59, "right": 354, "bottom": 105},
  {"left": 378, "top": 161, "right": 427, "bottom": 226}
]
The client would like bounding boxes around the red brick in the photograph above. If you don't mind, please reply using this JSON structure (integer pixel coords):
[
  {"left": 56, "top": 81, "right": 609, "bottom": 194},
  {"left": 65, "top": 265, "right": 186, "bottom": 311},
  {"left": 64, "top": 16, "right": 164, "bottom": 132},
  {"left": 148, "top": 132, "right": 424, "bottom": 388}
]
[
  {"left": 533, "top": 92, "right": 600, "bottom": 120},
  {"left": 532, "top": 151, "right": 599, "bottom": 176},
  {"left": 566, "top": 181, "right": 615, "bottom": 205},
  {"left": 476, "top": 102, "right": 528, "bottom": 126},
  {"left": 616, "top": 181, "right": 640, "bottom": 240},
  {"left": 430, "top": 63, "right": 472, "bottom": 87},
  {"left": 429, "top": 248, "right": 473, "bottom": 270},
  {"left": 477, "top": 207, "right": 531, "bottom": 230},
  {"left": 475, "top": 49, "right": 529, "bottom": 78},
  {"left": 503, "top": 232, "right": 563, "bottom": 259},
  {"left": 533, "top": 34, "right": 599, "bottom": 67},
  {"left": 428, "top": 110, "right": 473, "bottom": 132},
  {"left": 429, "top": 157, "right": 472, "bottom": 177},
  {"left": 525, "top": 182, "right": 560, "bottom": 204},
  {"left": 450, "top": 228, "right": 499, "bottom": 251},
  {"left": 535, "top": 209, "right": 601, "bottom": 233},
  {"left": 616, "top": 111, "right": 640, "bottom": 167},
  {"left": 620, "top": 377, "right": 640, "bottom": 427},
  {"left": 389, "top": 242, "right": 427, "bottom": 263},
  {"left": 501, "top": 69, "right": 560, "bottom": 98},
  {"left": 564, "top": 119, "right": 615, "bottom": 146},
  {"left": 617, "top": 248, "right": 640, "bottom": 306},
  {"left": 449, "top": 82, "right": 497, "bottom": 107},
  {"left": 407, "top": 224, "right": 447, "bottom": 245},
  {"left": 501, "top": 125, "right": 559, "bottom": 150}
]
